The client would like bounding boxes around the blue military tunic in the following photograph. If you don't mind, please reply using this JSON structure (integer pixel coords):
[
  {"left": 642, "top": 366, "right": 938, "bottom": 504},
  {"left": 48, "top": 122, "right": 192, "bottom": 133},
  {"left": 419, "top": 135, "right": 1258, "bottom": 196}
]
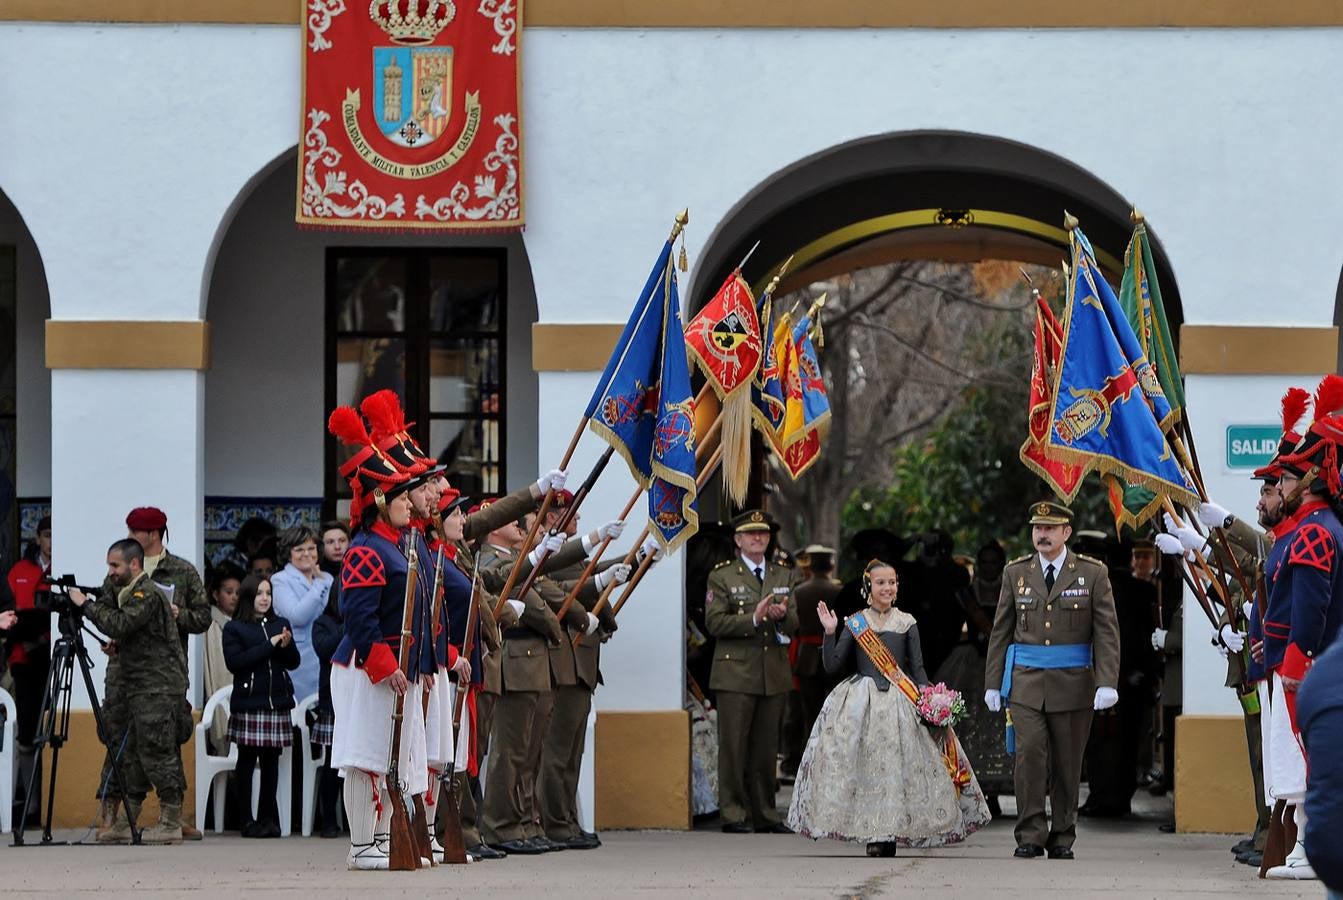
[{"left": 333, "top": 521, "right": 430, "bottom": 682}]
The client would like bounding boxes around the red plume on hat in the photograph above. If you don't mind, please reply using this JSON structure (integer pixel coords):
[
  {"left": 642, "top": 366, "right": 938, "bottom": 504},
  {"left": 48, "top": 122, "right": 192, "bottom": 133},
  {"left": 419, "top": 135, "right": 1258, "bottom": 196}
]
[
  {"left": 328, "top": 405, "right": 410, "bottom": 524},
  {"left": 361, "top": 389, "right": 431, "bottom": 475},
  {"left": 1281, "top": 387, "right": 1311, "bottom": 442}
]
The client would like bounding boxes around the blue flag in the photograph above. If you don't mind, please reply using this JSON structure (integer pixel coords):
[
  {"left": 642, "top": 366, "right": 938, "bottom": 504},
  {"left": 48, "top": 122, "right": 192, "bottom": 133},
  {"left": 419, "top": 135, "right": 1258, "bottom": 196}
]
[
  {"left": 1043, "top": 226, "right": 1196, "bottom": 508},
  {"left": 790, "top": 312, "right": 831, "bottom": 436},
  {"left": 585, "top": 239, "right": 699, "bottom": 553}
]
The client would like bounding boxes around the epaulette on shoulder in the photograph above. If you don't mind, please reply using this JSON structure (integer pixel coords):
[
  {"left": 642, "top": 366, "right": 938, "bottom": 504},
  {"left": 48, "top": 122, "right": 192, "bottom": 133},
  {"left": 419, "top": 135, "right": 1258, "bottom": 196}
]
[
  {"left": 1008, "top": 554, "right": 1033, "bottom": 566},
  {"left": 713, "top": 559, "right": 734, "bottom": 570},
  {"left": 1074, "top": 553, "right": 1103, "bottom": 566}
]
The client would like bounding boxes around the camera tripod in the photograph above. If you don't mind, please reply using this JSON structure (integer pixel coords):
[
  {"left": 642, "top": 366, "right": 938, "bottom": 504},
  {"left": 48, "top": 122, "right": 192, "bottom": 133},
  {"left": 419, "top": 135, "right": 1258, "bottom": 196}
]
[{"left": 12, "top": 611, "right": 139, "bottom": 846}]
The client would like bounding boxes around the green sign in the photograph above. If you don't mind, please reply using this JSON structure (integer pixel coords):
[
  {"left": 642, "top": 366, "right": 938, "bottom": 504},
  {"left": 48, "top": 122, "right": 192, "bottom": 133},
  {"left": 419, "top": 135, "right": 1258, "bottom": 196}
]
[{"left": 1226, "top": 425, "right": 1280, "bottom": 469}]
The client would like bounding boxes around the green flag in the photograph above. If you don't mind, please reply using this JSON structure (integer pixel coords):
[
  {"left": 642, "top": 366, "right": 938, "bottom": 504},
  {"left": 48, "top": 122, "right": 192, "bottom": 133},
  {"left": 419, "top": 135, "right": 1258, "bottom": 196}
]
[
  {"left": 1103, "top": 219, "right": 1187, "bottom": 533},
  {"left": 1119, "top": 219, "right": 1185, "bottom": 426}
]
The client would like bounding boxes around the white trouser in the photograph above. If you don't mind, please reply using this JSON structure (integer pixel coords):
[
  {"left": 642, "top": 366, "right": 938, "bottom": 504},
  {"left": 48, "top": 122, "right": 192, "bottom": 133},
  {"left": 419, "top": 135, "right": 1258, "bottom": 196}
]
[
  {"left": 1262, "top": 673, "right": 1306, "bottom": 804},
  {"left": 332, "top": 663, "right": 429, "bottom": 796}
]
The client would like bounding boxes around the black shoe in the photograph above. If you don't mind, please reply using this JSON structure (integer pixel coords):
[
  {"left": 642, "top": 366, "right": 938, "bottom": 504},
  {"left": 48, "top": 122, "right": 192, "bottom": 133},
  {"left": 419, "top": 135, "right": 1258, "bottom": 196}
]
[
  {"left": 490, "top": 839, "right": 545, "bottom": 855},
  {"left": 756, "top": 822, "right": 793, "bottom": 834},
  {"left": 532, "top": 836, "right": 567, "bottom": 852},
  {"left": 469, "top": 843, "right": 506, "bottom": 860},
  {"left": 320, "top": 823, "right": 341, "bottom": 839},
  {"left": 1158, "top": 822, "right": 1176, "bottom": 833},
  {"left": 578, "top": 830, "right": 602, "bottom": 847},
  {"left": 865, "top": 842, "right": 896, "bottom": 857},
  {"left": 1047, "top": 846, "right": 1075, "bottom": 860},
  {"left": 1236, "top": 851, "right": 1263, "bottom": 867},
  {"left": 554, "top": 833, "right": 600, "bottom": 850},
  {"left": 1231, "top": 837, "right": 1254, "bottom": 854},
  {"left": 1014, "top": 844, "right": 1044, "bottom": 859},
  {"left": 721, "top": 822, "right": 752, "bottom": 834}
]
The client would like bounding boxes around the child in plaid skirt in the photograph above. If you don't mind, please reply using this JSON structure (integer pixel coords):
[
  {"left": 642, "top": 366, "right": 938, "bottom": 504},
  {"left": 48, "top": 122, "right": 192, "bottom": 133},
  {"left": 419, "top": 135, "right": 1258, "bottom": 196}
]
[{"left": 224, "top": 574, "right": 301, "bottom": 838}]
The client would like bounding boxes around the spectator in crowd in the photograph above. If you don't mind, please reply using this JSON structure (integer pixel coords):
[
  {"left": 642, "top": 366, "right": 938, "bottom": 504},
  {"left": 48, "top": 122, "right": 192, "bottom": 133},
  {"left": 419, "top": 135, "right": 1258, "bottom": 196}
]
[
  {"left": 270, "top": 525, "right": 332, "bottom": 705},
  {"left": 320, "top": 521, "right": 350, "bottom": 578},
  {"left": 212, "top": 516, "right": 278, "bottom": 572},
  {"left": 5, "top": 515, "right": 52, "bottom": 826},
  {"left": 248, "top": 538, "right": 279, "bottom": 580},
  {"left": 223, "top": 574, "right": 299, "bottom": 838},
  {"left": 202, "top": 563, "right": 244, "bottom": 752},
  {"left": 310, "top": 587, "right": 344, "bottom": 838}
]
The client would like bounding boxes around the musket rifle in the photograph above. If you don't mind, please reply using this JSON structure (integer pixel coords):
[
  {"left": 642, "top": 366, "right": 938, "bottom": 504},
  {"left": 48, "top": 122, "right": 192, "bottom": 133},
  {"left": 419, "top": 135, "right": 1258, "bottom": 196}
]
[
  {"left": 430, "top": 543, "right": 469, "bottom": 864},
  {"left": 386, "top": 527, "right": 422, "bottom": 872}
]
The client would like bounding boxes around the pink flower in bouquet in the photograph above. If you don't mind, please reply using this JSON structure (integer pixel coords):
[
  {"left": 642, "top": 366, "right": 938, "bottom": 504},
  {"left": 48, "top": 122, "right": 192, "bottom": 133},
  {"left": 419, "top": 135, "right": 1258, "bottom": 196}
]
[{"left": 916, "top": 682, "right": 967, "bottom": 728}]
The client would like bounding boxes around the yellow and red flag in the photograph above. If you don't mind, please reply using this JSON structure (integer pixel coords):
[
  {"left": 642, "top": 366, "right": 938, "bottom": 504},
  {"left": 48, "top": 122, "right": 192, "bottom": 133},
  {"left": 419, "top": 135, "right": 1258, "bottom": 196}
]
[
  {"left": 1019, "top": 294, "right": 1085, "bottom": 497},
  {"left": 685, "top": 270, "right": 762, "bottom": 399}
]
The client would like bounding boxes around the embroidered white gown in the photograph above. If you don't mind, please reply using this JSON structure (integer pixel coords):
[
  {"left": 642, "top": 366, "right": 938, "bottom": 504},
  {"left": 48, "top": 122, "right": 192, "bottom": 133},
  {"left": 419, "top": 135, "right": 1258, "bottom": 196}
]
[{"left": 786, "top": 607, "right": 991, "bottom": 846}]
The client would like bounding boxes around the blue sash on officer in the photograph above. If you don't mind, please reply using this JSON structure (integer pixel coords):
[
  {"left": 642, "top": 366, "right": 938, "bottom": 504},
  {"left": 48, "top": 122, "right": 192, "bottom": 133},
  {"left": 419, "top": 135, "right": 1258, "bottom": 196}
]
[{"left": 1000, "top": 642, "right": 1092, "bottom": 753}]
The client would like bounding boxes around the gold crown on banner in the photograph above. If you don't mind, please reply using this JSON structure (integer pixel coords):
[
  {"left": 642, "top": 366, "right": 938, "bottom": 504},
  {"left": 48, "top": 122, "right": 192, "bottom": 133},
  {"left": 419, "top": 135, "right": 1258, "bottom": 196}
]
[{"left": 369, "top": 0, "right": 455, "bottom": 45}]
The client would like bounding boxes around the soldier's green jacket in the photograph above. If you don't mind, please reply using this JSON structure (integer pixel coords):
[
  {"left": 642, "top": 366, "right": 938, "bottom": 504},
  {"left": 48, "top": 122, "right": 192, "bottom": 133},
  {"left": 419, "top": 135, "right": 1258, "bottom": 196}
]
[
  {"left": 84, "top": 572, "right": 188, "bottom": 698},
  {"left": 704, "top": 558, "right": 798, "bottom": 696},
  {"left": 150, "top": 551, "right": 211, "bottom": 645},
  {"left": 985, "top": 550, "right": 1120, "bottom": 712},
  {"left": 478, "top": 544, "right": 563, "bottom": 692},
  {"left": 543, "top": 557, "right": 617, "bottom": 689}
]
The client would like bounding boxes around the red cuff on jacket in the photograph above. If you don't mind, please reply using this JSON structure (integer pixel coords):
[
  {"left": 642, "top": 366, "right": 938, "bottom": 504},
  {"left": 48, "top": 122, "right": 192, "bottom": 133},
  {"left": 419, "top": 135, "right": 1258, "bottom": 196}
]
[
  {"left": 1280, "top": 642, "right": 1314, "bottom": 681},
  {"left": 447, "top": 644, "right": 459, "bottom": 667},
  {"left": 363, "top": 642, "right": 399, "bottom": 684}
]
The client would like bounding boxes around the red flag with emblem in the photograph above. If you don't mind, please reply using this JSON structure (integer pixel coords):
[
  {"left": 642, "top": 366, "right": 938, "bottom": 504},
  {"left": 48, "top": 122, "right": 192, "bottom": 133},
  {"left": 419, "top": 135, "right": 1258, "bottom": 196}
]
[
  {"left": 685, "top": 270, "right": 762, "bottom": 398},
  {"left": 1019, "top": 294, "right": 1085, "bottom": 496}
]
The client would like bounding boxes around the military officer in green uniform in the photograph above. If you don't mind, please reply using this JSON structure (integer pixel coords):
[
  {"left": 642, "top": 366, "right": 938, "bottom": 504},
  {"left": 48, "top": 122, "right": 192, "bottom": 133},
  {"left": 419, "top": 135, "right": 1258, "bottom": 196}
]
[
  {"left": 706, "top": 510, "right": 798, "bottom": 834},
  {"left": 72, "top": 539, "right": 189, "bottom": 844},
  {"left": 985, "top": 501, "right": 1120, "bottom": 860}
]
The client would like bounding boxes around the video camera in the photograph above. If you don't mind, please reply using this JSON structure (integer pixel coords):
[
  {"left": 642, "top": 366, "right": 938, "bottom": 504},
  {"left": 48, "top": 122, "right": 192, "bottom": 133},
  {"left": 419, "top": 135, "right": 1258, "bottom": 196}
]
[{"left": 34, "top": 574, "right": 101, "bottom": 618}]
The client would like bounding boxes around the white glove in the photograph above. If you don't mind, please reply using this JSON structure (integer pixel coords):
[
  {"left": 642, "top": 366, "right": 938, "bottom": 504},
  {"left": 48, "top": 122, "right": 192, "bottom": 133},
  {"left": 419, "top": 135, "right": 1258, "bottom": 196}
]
[
  {"left": 639, "top": 535, "right": 663, "bottom": 563},
  {"left": 595, "top": 563, "right": 632, "bottom": 591},
  {"left": 597, "top": 520, "right": 625, "bottom": 541},
  {"left": 1219, "top": 624, "right": 1246, "bottom": 653},
  {"left": 1151, "top": 628, "right": 1168, "bottom": 651},
  {"left": 983, "top": 689, "right": 1002, "bottom": 712},
  {"left": 1093, "top": 686, "right": 1119, "bottom": 710},
  {"left": 1198, "top": 501, "right": 1232, "bottom": 530},
  {"left": 586, "top": 612, "right": 600, "bottom": 635},
  {"left": 1162, "top": 513, "right": 1206, "bottom": 554},
  {"left": 527, "top": 532, "right": 565, "bottom": 566},
  {"left": 1153, "top": 533, "right": 1184, "bottom": 556},
  {"left": 504, "top": 599, "right": 525, "bottom": 619},
  {"left": 535, "top": 468, "right": 568, "bottom": 495}
]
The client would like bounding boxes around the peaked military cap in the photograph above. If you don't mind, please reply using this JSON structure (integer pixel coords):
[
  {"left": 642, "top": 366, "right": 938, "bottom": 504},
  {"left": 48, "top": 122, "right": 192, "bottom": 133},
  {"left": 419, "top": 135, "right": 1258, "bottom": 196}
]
[
  {"left": 1028, "top": 500, "right": 1073, "bottom": 526},
  {"left": 732, "top": 509, "right": 775, "bottom": 534}
]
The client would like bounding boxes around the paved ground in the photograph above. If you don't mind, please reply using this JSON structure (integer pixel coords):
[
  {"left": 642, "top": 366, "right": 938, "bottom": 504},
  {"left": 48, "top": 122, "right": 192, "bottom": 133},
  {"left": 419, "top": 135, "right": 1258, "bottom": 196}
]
[{"left": 0, "top": 813, "right": 1320, "bottom": 898}]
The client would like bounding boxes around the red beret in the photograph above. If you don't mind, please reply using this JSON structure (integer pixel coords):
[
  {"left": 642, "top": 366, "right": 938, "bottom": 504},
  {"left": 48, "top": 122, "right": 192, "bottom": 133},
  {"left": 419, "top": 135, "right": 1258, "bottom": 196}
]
[
  {"left": 126, "top": 506, "right": 168, "bottom": 531},
  {"left": 467, "top": 499, "right": 495, "bottom": 515},
  {"left": 552, "top": 489, "right": 576, "bottom": 509}
]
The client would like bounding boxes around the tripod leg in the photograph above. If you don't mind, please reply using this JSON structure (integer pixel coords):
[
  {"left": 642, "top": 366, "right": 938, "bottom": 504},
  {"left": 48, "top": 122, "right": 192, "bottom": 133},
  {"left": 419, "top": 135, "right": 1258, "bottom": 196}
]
[{"left": 12, "top": 640, "right": 68, "bottom": 846}]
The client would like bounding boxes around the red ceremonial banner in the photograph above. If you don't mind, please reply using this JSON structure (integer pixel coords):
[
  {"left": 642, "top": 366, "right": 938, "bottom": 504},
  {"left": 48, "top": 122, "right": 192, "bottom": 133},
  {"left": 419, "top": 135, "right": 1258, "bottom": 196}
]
[{"left": 298, "top": 0, "right": 524, "bottom": 231}]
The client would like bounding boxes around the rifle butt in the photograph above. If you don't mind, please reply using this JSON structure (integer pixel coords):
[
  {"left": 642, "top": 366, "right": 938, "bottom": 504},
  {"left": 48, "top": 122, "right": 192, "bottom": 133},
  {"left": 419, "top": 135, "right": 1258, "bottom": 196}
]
[
  {"left": 436, "top": 786, "right": 470, "bottom": 864},
  {"left": 387, "top": 791, "right": 419, "bottom": 871},
  {"left": 412, "top": 794, "right": 436, "bottom": 866}
]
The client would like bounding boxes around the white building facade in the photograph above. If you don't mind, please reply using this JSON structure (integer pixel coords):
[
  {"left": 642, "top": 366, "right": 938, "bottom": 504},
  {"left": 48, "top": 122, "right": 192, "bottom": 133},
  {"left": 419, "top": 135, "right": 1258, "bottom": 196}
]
[{"left": 2, "top": 2, "right": 1339, "bottom": 829}]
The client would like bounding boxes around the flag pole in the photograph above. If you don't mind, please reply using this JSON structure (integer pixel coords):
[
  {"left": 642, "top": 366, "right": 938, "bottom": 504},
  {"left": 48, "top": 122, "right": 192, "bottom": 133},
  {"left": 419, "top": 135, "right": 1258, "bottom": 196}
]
[
  {"left": 552, "top": 384, "right": 724, "bottom": 624},
  {"left": 496, "top": 208, "right": 692, "bottom": 613},
  {"left": 608, "top": 445, "right": 725, "bottom": 623}
]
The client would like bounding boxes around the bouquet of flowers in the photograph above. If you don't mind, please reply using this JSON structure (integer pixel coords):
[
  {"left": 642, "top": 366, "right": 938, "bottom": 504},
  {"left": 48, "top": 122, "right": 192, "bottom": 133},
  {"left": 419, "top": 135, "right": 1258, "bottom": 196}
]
[{"left": 916, "top": 682, "right": 967, "bottom": 728}]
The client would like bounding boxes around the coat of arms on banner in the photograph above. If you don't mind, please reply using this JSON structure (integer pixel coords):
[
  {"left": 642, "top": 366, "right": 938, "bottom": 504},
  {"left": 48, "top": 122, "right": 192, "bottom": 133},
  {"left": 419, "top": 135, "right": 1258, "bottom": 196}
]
[{"left": 299, "top": 0, "right": 524, "bottom": 231}]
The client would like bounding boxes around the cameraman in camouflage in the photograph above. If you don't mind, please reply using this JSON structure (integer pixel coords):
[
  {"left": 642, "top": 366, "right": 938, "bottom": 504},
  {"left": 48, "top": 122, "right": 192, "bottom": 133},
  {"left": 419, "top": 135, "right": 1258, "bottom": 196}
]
[
  {"left": 93, "top": 506, "right": 209, "bottom": 840},
  {"left": 70, "top": 539, "right": 189, "bottom": 844}
]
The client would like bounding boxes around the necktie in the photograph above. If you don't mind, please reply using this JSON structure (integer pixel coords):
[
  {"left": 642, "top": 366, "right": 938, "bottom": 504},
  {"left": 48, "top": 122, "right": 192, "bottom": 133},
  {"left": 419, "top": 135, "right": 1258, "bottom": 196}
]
[
  {"left": 1045, "top": 563, "right": 1056, "bottom": 592},
  {"left": 754, "top": 566, "right": 764, "bottom": 584}
]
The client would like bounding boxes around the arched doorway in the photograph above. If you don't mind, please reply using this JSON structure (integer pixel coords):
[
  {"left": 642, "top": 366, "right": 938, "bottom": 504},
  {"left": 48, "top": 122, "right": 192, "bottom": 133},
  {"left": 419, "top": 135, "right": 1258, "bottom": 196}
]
[
  {"left": 202, "top": 151, "right": 540, "bottom": 568},
  {"left": 0, "top": 188, "right": 51, "bottom": 570}
]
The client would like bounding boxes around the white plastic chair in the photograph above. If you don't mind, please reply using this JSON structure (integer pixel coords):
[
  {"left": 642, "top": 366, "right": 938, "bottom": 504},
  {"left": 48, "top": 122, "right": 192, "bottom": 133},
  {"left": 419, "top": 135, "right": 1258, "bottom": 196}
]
[
  {"left": 195, "top": 686, "right": 238, "bottom": 834},
  {"left": 194, "top": 685, "right": 294, "bottom": 836},
  {"left": 576, "top": 706, "right": 596, "bottom": 834},
  {"left": 0, "top": 687, "right": 17, "bottom": 834},
  {"left": 293, "top": 693, "right": 322, "bottom": 836}
]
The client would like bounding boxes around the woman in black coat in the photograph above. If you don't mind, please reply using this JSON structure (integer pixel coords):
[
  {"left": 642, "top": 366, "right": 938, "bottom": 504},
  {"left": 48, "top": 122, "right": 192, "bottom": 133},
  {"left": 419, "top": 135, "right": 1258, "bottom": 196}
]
[{"left": 224, "top": 574, "right": 301, "bottom": 838}]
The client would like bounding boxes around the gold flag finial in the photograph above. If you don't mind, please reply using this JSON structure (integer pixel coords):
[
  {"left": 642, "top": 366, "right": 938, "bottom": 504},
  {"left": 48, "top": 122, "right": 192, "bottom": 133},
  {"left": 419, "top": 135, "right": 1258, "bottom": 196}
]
[
  {"left": 1063, "top": 210, "right": 1079, "bottom": 232},
  {"left": 1130, "top": 206, "right": 1145, "bottom": 225}
]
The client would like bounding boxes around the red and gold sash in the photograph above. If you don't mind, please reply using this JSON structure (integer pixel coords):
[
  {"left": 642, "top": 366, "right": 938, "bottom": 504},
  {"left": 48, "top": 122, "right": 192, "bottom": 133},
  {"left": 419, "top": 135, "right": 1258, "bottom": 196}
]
[{"left": 845, "top": 613, "right": 920, "bottom": 704}]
